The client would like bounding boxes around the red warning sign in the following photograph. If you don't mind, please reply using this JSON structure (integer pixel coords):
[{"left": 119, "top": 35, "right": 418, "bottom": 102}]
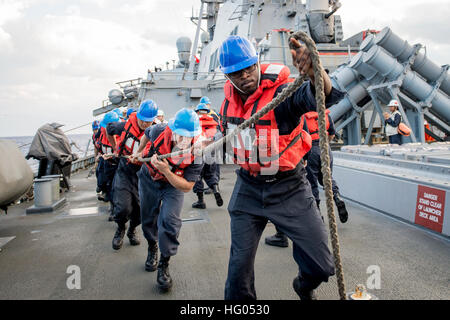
[{"left": 415, "top": 185, "right": 446, "bottom": 233}]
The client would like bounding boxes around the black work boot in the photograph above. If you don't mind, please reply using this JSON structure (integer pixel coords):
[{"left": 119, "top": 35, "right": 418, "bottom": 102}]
[
  {"left": 145, "top": 243, "right": 158, "bottom": 272},
  {"left": 157, "top": 256, "right": 173, "bottom": 291},
  {"left": 334, "top": 193, "right": 349, "bottom": 223},
  {"left": 127, "top": 225, "right": 141, "bottom": 246},
  {"left": 112, "top": 224, "right": 126, "bottom": 250},
  {"left": 212, "top": 185, "right": 223, "bottom": 207},
  {"left": 293, "top": 277, "right": 318, "bottom": 300},
  {"left": 192, "top": 192, "right": 206, "bottom": 209},
  {"left": 265, "top": 231, "right": 288, "bottom": 248},
  {"left": 97, "top": 191, "right": 105, "bottom": 201},
  {"left": 103, "top": 192, "right": 111, "bottom": 203}
]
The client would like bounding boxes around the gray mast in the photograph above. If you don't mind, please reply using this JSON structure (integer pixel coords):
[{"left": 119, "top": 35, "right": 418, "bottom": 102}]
[{"left": 187, "top": 0, "right": 205, "bottom": 77}]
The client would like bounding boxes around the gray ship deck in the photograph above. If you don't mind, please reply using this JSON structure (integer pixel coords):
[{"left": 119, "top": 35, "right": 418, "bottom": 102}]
[{"left": 0, "top": 165, "right": 449, "bottom": 300}]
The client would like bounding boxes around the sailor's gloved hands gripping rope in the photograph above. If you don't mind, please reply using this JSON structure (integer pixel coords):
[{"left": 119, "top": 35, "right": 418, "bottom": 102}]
[{"left": 103, "top": 31, "right": 347, "bottom": 300}]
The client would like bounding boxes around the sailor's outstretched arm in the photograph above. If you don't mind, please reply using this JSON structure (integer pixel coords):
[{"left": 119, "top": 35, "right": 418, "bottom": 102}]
[{"left": 137, "top": 134, "right": 149, "bottom": 153}]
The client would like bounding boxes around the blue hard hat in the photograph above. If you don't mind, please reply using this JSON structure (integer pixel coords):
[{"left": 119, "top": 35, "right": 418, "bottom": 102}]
[
  {"left": 219, "top": 35, "right": 258, "bottom": 74},
  {"left": 113, "top": 108, "right": 122, "bottom": 117},
  {"left": 200, "top": 96, "right": 211, "bottom": 105},
  {"left": 101, "top": 111, "right": 120, "bottom": 128},
  {"left": 92, "top": 120, "right": 100, "bottom": 130},
  {"left": 195, "top": 103, "right": 210, "bottom": 112},
  {"left": 126, "top": 108, "right": 136, "bottom": 118},
  {"left": 168, "top": 108, "right": 201, "bottom": 138},
  {"left": 137, "top": 100, "right": 158, "bottom": 122}
]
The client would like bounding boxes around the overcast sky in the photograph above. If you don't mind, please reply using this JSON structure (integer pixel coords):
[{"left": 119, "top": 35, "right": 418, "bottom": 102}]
[{"left": 0, "top": 0, "right": 449, "bottom": 137}]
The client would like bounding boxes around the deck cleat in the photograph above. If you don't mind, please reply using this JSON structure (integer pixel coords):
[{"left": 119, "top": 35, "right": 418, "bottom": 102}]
[{"left": 347, "top": 284, "right": 378, "bottom": 300}]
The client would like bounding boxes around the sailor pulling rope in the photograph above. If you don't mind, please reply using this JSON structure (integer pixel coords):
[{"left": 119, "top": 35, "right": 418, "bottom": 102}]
[{"left": 103, "top": 31, "right": 347, "bottom": 300}]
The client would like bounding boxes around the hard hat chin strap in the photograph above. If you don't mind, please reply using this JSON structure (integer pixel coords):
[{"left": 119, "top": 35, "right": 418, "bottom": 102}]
[
  {"left": 225, "top": 62, "right": 261, "bottom": 96},
  {"left": 225, "top": 75, "right": 248, "bottom": 95}
]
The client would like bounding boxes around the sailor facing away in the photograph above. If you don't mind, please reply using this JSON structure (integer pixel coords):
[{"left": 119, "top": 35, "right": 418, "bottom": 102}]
[
  {"left": 95, "top": 113, "right": 120, "bottom": 221},
  {"left": 135, "top": 108, "right": 204, "bottom": 292},
  {"left": 265, "top": 109, "right": 349, "bottom": 248},
  {"left": 199, "top": 96, "right": 222, "bottom": 196},
  {"left": 384, "top": 99, "right": 403, "bottom": 145},
  {"left": 218, "top": 35, "right": 345, "bottom": 300},
  {"left": 92, "top": 120, "right": 101, "bottom": 184},
  {"left": 105, "top": 100, "right": 157, "bottom": 251},
  {"left": 191, "top": 102, "right": 224, "bottom": 209}
]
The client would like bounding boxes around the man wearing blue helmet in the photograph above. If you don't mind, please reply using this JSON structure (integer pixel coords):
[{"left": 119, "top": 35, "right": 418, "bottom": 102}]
[
  {"left": 91, "top": 120, "right": 101, "bottom": 161},
  {"left": 91, "top": 120, "right": 102, "bottom": 191},
  {"left": 105, "top": 100, "right": 158, "bottom": 251},
  {"left": 124, "top": 108, "right": 136, "bottom": 121},
  {"left": 112, "top": 108, "right": 125, "bottom": 121},
  {"left": 96, "top": 112, "right": 120, "bottom": 221},
  {"left": 198, "top": 97, "right": 222, "bottom": 196},
  {"left": 133, "top": 108, "right": 204, "bottom": 292},
  {"left": 191, "top": 103, "right": 223, "bottom": 209},
  {"left": 200, "top": 96, "right": 221, "bottom": 124},
  {"left": 218, "top": 35, "right": 345, "bottom": 300}
]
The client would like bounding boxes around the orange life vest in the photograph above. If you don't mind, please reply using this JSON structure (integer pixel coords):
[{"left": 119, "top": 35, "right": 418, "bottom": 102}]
[
  {"left": 425, "top": 123, "right": 435, "bottom": 142},
  {"left": 98, "top": 127, "right": 114, "bottom": 155},
  {"left": 199, "top": 114, "right": 218, "bottom": 139},
  {"left": 92, "top": 132, "right": 100, "bottom": 152},
  {"left": 303, "top": 110, "right": 331, "bottom": 141},
  {"left": 143, "top": 126, "right": 197, "bottom": 182},
  {"left": 220, "top": 63, "right": 312, "bottom": 176},
  {"left": 116, "top": 112, "right": 145, "bottom": 157}
]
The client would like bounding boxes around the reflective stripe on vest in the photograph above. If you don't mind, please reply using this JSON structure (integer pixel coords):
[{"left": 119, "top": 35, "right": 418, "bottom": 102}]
[
  {"left": 98, "top": 127, "right": 114, "bottom": 155},
  {"left": 116, "top": 112, "right": 144, "bottom": 156}
]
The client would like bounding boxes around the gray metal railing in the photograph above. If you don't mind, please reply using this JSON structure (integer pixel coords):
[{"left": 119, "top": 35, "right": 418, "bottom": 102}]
[{"left": 70, "top": 155, "right": 96, "bottom": 173}]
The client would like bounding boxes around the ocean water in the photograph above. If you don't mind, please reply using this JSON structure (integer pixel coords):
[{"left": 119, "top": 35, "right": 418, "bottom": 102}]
[{"left": 3, "top": 134, "right": 95, "bottom": 173}]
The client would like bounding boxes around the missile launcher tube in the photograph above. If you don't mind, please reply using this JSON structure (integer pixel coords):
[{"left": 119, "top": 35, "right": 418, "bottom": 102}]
[
  {"left": 375, "top": 27, "right": 450, "bottom": 96},
  {"left": 364, "top": 46, "right": 450, "bottom": 123}
]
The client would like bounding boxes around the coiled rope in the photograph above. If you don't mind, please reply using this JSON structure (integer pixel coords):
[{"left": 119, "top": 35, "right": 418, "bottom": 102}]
[{"left": 118, "top": 31, "right": 347, "bottom": 300}]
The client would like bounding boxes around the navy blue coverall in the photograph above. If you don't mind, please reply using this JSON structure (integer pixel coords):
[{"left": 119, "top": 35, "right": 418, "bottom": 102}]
[
  {"left": 139, "top": 124, "right": 204, "bottom": 257},
  {"left": 305, "top": 114, "right": 340, "bottom": 203},
  {"left": 193, "top": 163, "right": 220, "bottom": 193},
  {"left": 94, "top": 129, "right": 118, "bottom": 203},
  {"left": 193, "top": 111, "right": 222, "bottom": 194},
  {"left": 223, "top": 81, "right": 344, "bottom": 300},
  {"left": 107, "top": 122, "right": 141, "bottom": 229}
]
